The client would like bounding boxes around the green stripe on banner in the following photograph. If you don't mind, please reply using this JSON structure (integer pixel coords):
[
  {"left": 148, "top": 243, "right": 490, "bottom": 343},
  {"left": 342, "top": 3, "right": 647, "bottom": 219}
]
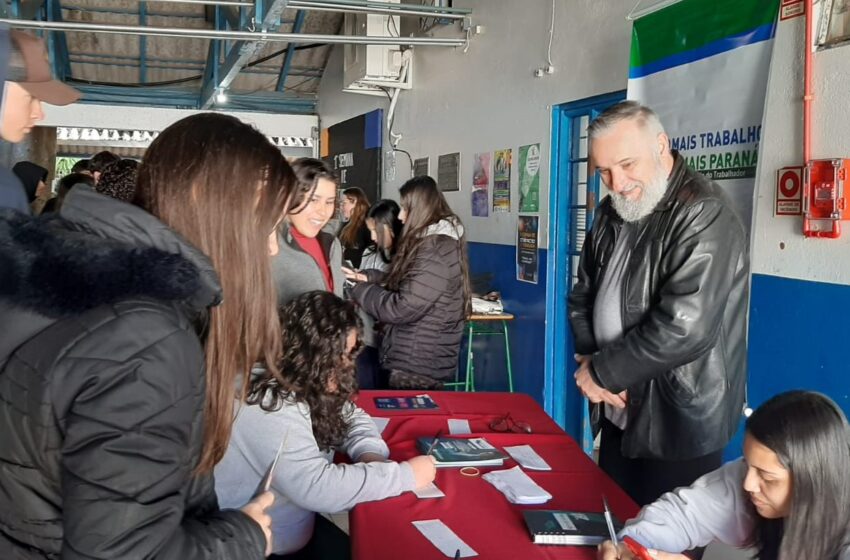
[{"left": 630, "top": 0, "right": 779, "bottom": 69}]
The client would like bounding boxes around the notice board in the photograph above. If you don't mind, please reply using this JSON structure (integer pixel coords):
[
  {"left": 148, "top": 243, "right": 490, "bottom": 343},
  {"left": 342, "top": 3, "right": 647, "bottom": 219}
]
[{"left": 320, "top": 109, "right": 383, "bottom": 203}]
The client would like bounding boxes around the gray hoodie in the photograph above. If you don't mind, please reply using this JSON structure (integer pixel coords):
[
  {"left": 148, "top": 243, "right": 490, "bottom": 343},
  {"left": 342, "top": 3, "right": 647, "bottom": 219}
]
[{"left": 214, "top": 396, "right": 415, "bottom": 555}]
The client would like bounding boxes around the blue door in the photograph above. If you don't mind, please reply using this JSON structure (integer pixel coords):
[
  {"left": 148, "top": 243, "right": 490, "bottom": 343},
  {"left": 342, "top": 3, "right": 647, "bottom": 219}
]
[{"left": 544, "top": 91, "right": 625, "bottom": 455}]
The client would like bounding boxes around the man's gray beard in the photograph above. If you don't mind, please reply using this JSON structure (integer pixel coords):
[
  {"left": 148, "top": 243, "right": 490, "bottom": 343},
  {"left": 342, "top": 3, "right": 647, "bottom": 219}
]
[{"left": 610, "top": 166, "right": 668, "bottom": 223}]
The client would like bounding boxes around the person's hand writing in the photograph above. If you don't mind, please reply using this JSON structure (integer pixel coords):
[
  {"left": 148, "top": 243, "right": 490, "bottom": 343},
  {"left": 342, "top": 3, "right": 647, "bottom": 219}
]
[
  {"left": 574, "top": 355, "right": 626, "bottom": 409},
  {"left": 406, "top": 455, "right": 437, "bottom": 489},
  {"left": 241, "top": 491, "right": 275, "bottom": 556},
  {"left": 341, "top": 266, "right": 367, "bottom": 283}
]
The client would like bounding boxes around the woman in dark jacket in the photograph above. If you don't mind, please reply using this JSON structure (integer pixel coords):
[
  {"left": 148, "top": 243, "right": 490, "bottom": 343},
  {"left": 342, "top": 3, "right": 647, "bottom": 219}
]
[
  {"left": 0, "top": 113, "right": 294, "bottom": 559},
  {"left": 345, "top": 176, "right": 470, "bottom": 389}
]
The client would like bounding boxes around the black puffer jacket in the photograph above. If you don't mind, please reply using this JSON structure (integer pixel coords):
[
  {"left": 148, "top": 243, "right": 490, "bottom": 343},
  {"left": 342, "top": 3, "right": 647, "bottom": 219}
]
[
  {"left": 0, "top": 187, "right": 265, "bottom": 559},
  {"left": 569, "top": 153, "right": 749, "bottom": 461},
  {"left": 351, "top": 219, "right": 466, "bottom": 381}
]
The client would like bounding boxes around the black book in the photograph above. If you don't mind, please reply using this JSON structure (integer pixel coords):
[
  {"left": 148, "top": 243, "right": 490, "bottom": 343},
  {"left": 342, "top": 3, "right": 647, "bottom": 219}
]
[
  {"left": 374, "top": 395, "right": 438, "bottom": 410},
  {"left": 415, "top": 436, "right": 508, "bottom": 467},
  {"left": 523, "top": 510, "right": 623, "bottom": 546}
]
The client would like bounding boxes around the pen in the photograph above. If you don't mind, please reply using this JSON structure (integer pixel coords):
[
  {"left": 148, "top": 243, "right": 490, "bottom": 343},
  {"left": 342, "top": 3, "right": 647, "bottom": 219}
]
[
  {"left": 602, "top": 495, "right": 619, "bottom": 547},
  {"left": 623, "top": 536, "right": 654, "bottom": 560},
  {"left": 425, "top": 430, "right": 442, "bottom": 456}
]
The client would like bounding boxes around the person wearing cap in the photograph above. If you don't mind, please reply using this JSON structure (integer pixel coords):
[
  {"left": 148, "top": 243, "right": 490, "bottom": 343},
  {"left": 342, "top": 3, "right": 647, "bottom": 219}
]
[{"left": 0, "top": 25, "right": 79, "bottom": 213}]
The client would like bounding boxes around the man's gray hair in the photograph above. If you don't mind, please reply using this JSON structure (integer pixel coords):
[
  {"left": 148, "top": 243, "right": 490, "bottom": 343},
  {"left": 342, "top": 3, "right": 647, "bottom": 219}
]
[{"left": 587, "top": 100, "right": 666, "bottom": 141}]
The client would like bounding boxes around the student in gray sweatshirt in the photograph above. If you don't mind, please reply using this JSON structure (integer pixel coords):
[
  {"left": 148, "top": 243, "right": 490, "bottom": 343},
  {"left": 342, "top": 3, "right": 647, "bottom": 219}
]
[
  {"left": 598, "top": 391, "right": 850, "bottom": 560},
  {"left": 215, "top": 291, "right": 436, "bottom": 559}
]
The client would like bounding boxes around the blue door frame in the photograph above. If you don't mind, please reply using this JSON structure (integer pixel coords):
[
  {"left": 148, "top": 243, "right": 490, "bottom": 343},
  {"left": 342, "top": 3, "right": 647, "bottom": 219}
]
[{"left": 543, "top": 90, "right": 625, "bottom": 453}]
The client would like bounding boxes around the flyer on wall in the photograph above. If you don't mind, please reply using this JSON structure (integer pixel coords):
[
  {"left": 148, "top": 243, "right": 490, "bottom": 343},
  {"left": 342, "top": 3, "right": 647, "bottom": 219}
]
[
  {"left": 516, "top": 215, "right": 539, "bottom": 284},
  {"left": 493, "top": 148, "right": 512, "bottom": 213},
  {"left": 472, "top": 152, "right": 491, "bottom": 217},
  {"left": 518, "top": 143, "right": 540, "bottom": 212}
]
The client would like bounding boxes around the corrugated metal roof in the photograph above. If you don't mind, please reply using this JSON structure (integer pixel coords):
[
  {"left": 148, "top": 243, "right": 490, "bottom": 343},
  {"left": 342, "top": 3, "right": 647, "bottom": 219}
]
[{"left": 60, "top": 1, "right": 339, "bottom": 96}]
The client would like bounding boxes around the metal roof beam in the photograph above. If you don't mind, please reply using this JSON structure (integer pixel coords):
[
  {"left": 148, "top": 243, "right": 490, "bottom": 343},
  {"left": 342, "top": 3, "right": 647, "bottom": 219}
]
[
  {"left": 73, "top": 83, "right": 316, "bottom": 114},
  {"left": 45, "top": 0, "right": 71, "bottom": 80},
  {"left": 0, "top": 18, "right": 467, "bottom": 46},
  {"left": 139, "top": 1, "right": 147, "bottom": 83},
  {"left": 275, "top": 9, "right": 304, "bottom": 92},
  {"left": 199, "top": 0, "right": 289, "bottom": 109},
  {"left": 287, "top": 0, "right": 470, "bottom": 19}
]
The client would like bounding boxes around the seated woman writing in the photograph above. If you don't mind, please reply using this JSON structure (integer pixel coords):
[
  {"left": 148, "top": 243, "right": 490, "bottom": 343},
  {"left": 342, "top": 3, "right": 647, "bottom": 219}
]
[
  {"left": 598, "top": 390, "right": 850, "bottom": 560},
  {"left": 215, "top": 291, "right": 436, "bottom": 560}
]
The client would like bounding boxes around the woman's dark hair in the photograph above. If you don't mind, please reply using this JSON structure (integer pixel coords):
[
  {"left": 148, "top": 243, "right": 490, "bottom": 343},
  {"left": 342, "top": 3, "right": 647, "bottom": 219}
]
[
  {"left": 745, "top": 390, "right": 850, "bottom": 560},
  {"left": 134, "top": 113, "right": 295, "bottom": 473},
  {"left": 57, "top": 172, "right": 94, "bottom": 196},
  {"left": 89, "top": 150, "right": 121, "bottom": 175},
  {"left": 96, "top": 159, "right": 139, "bottom": 203},
  {"left": 339, "top": 187, "right": 370, "bottom": 248},
  {"left": 12, "top": 161, "right": 48, "bottom": 202},
  {"left": 367, "top": 199, "right": 402, "bottom": 263},
  {"left": 71, "top": 158, "right": 92, "bottom": 174},
  {"left": 248, "top": 291, "right": 363, "bottom": 451},
  {"left": 288, "top": 157, "right": 338, "bottom": 216},
  {"left": 385, "top": 176, "right": 471, "bottom": 313}
]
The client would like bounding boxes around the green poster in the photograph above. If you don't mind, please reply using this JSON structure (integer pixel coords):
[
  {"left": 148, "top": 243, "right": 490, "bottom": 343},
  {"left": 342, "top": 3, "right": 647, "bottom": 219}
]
[{"left": 518, "top": 143, "right": 540, "bottom": 213}]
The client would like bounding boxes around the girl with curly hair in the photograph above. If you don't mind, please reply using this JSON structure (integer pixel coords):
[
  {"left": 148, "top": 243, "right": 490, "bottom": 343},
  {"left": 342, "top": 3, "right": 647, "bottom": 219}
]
[{"left": 215, "top": 291, "right": 436, "bottom": 559}]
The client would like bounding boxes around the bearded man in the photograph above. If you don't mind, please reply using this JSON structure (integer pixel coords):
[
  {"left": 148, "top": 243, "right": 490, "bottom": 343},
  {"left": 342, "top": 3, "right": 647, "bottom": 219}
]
[{"left": 568, "top": 101, "right": 749, "bottom": 507}]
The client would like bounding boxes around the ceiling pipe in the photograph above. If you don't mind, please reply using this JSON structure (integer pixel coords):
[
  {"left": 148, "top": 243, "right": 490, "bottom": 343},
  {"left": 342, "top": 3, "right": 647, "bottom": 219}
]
[
  {"left": 0, "top": 18, "right": 467, "bottom": 46},
  {"left": 288, "top": 0, "right": 469, "bottom": 20},
  {"left": 803, "top": 0, "right": 813, "bottom": 163},
  {"left": 146, "top": 0, "right": 253, "bottom": 6}
]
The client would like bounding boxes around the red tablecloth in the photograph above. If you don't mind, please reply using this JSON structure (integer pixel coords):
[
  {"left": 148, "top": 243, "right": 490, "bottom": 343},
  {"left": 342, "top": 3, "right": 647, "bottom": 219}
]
[{"left": 351, "top": 391, "right": 639, "bottom": 560}]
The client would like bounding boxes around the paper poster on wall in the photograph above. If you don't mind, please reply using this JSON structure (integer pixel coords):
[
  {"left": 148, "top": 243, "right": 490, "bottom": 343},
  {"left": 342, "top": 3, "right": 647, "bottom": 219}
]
[
  {"left": 471, "top": 152, "right": 491, "bottom": 217},
  {"left": 414, "top": 157, "right": 430, "bottom": 177},
  {"left": 627, "top": 0, "right": 779, "bottom": 231},
  {"left": 519, "top": 143, "right": 540, "bottom": 212},
  {"left": 516, "top": 215, "right": 539, "bottom": 284},
  {"left": 438, "top": 152, "right": 460, "bottom": 192},
  {"left": 493, "top": 148, "right": 512, "bottom": 213}
]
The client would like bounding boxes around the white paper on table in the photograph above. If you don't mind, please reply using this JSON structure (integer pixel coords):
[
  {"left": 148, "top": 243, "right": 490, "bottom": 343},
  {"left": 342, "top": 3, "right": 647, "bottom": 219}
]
[
  {"left": 370, "top": 417, "right": 390, "bottom": 435},
  {"left": 413, "top": 482, "right": 446, "bottom": 499},
  {"left": 412, "top": 519, "right": 478, "bottom": 558},
  {"left": 504, "top": 444, "right": 552, "bottom": 471},
  {"left": 447, "top": 418, "right": 471, "bottom": 435},
  {"left": 482, "top": 465, "right": 552, "bottom": 504}
]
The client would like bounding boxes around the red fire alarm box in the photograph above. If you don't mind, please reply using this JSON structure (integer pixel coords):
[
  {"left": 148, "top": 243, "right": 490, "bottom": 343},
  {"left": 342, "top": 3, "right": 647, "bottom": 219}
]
[{"left": 803, "top": 159, "right": 850, "bottom": 238}]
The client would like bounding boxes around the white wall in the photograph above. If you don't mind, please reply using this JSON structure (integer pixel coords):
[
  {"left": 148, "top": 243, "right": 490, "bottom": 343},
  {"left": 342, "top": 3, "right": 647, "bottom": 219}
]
[
  {"left": 42, "top": 103, "right": 318, "bottom": 142},
  {"left": 318, "top": 0, "right": 634, "bottom": 247},
  {"left": 751, "top": 16, "right": 850, "bottom": 284}
]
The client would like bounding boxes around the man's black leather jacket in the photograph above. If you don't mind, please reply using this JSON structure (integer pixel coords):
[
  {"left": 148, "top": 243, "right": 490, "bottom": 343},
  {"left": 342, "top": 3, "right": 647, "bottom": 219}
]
[{"left": 569, "top": 153, "right": 749, "bottom": 460}]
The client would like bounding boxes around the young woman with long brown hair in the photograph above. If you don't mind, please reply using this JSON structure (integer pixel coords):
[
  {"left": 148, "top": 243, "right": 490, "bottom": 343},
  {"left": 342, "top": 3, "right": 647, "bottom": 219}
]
[
  {"left": 272, "top": 158, "right": 344, "bottom": 305},
  {"left": 345, "top": 175, "right": 470, "bottom": 390},
  {"left": 338, "top": 186, "right": 371, "bottom": 268},
  {"left": 0, "top": 113, "right": 295, "bottom": 558}
]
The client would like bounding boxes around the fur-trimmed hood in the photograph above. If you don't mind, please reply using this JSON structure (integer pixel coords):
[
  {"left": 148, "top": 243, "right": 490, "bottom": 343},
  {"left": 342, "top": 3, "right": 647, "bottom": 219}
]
[{"left": 0, "top": 186, "right": 221, "bottom": 363}]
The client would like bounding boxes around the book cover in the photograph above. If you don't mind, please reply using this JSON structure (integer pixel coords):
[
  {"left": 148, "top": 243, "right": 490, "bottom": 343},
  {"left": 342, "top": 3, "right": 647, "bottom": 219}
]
[
  {"left": 523, "top": 510, "right": 623, "bottom": 546},
  {"left": 374, "top": 395, "right": 438, "bottom": 410},
  {"left": 416, "top": 436, "right": 508, "bottom": 467}
]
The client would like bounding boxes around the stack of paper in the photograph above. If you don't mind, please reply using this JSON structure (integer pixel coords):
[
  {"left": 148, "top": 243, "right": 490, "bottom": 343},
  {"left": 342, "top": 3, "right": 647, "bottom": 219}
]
[
  {"left": 482, "top": 466, "right": 552, "bottom": 504},
  {"left": 504, "top": 444, "right": 552, "bottom": 471}
]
